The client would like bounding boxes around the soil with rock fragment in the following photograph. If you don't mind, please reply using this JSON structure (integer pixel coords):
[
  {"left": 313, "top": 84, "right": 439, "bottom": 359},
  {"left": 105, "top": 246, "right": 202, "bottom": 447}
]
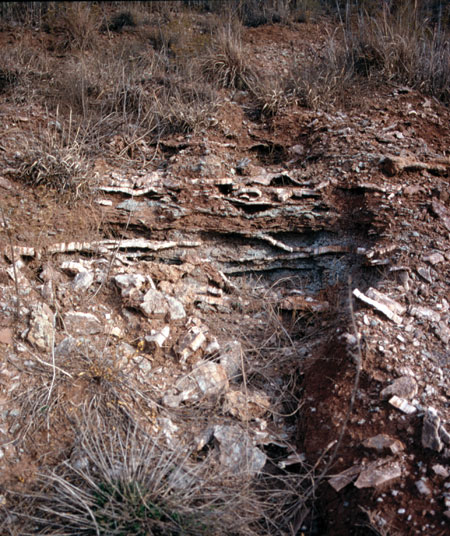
[{"left": 0, "top": 17, "right": 449, "bottom": 536}]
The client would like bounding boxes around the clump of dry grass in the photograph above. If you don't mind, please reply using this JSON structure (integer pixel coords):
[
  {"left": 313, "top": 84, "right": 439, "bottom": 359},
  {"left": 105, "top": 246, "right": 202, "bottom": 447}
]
[
  {"left": 285, "top": 2, "right": 450, "bottom": 109},
  {"left": 286, "top": 33, "right": 353, "bottom": 110},
  {"left": 201, "top": 24, "right": 259, "bottom": 90},
  {"left": 15, "top": 133, "right": 95, "bottom": 199},
  {"left": 4, "top": 410, "right": 303, "bottom": 536},
  {"left": 346, "top": 2, "right": 450, "bottom": 103},
  {"left": 42, "top": 2, "right": 102, "bottom": 51}
]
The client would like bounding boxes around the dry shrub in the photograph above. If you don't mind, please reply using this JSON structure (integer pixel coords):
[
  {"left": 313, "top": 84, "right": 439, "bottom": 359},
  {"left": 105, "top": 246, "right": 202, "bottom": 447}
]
[
  {"left": 43, "top": 2, "right": 102, "bottom": 51},
  {"left": 46, "top": 35, "right": 218, "bottom": 152}
]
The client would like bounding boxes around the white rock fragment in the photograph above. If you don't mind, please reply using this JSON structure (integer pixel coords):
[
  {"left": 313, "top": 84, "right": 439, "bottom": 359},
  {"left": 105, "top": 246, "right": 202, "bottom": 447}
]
[
  {"left": 388, "top": 396, "right": 416, "bottom": 414},
  {"left": 72, "top": 271, "right": 94, "bottom": 292},
  {"left": 205, "top": 337, "right": 220, "bottom": 356},
  {"left": 219, "top": 340, "right": 243, "bottom": 379},
  {"left": 328, "top": 465, "right": 362, "bottom": 492},
  {"left": 64, "top": 311, "right": 102, "bottom": 335},
  {"left": 165, "top": 296, "right": 186, "bottom": 320},
  {"left": 189, "top": 361, "right": 228, "bottom": 397},
  {"left": 163, "top": 361, "right": 228, "bottom": 408},
  {"left": 424, "top": 252, "right": 445, "bottom": 265},
  {"left": 381, "top": 376, "right": 418, "bottom": 400},
  {"left": 223, "top": 389, "right": 271, "bottom": 421},
  {"left": 27, "top": 303, "right": 54, "bottom": 350},
  {"left": 140, "top": 289, "right": 186, "bottom": 320},
  {"left": 432, "top": 464, "right": 449, "bottom": 478},
  {"left": 114, "top": 273, "right": 151, "bottom": 298},
  {"left": 213, "top": 424, "right": 266, "bottom": 475},
  {"left": 417, "top": 266, "right": 433, "bottom": 283},
  {"left": 145, "top": 326, "right": 170, "bottom": 349},
  {"left": 353, "top": 288, "right": 403, "bottom": 324},
  {"left": 60, "top": 261, "right": 89, "bottom": 275},
  {"left": 415, "top": 480, "right": 432, "bottom": 495},
  {"left": 176, "top": 326, "right": 207, "bottom": 363},
  {"left": 5, "top": 246, "right": 36, "bottom": 261}
]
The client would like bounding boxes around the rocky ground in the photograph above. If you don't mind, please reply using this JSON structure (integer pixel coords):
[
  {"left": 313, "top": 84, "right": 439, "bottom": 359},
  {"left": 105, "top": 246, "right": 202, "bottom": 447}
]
[{"left": 0, "top": 7, "right": 449, "bottom": 535}]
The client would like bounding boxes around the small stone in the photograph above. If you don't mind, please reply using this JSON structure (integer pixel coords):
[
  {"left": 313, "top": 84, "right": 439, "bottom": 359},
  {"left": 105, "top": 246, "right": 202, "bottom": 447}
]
[
  {"left": 223, "top": 389, "right": 271, "bottom": 421},
  {"left": 140, "top": 289, "right": 185, "bottom": 320},
  {"left": 417, "top": 266, "right": 433, "bottom": 284},
  {"left": 190, "top": 361, "right": 228, "bottom": 397},
  {"left": 176, "top": 326, "right": 207, "bottom": 363},
  {"left": 440, "top": 424, "right": 450, "bottom": 445},
  {"left": 219, "top": 340, "right": 242, "bottom": 379},
  {"left": 72, "top": 271, "right": 94, "bottom": 292},
  {"left": 422, "top": 408, "right": 443, "bottom": 452},
  {"left": 362, "top": 434, "right": 405, "bottom": 455},
  {"left": 432, "top": 464, "right": 449, "bottom": 478},
  {"left": 145, "top": 326, "right": 170, "bottom": 349},
  {"left": 415, "top": 480, "right": 432, "bottom": 495},
  {"left": 165, "top": 296, "right": 187, "bottom": 320},
  {"left": 164, "top": 361, "right": 229, "bottom": 408},
  {"left": 353, "top": 288, "right": 403, "bottom": 324},
  {"left": 423, "top": 252, "right": 445, "bottom": 265},
  {"left": 114, "top": 273, "right": 148, "bottom": 298},
  {"left": 0, "top": 328, "right": 13, "bottom": 346},
  {"left": 213, "top": 424, "right": 266, "bottom": 475},
  {"left": 381, "top": 376, "right": 418, "bottom": 400},
  {"left": 328, "top": 465, "right": 362, "bottom": 492},
  {"left": 435, "top": 322, "right": 450, "bottom": 344},
  {"left": 409, "top": 306, "right": 441, "bottom": 323},
  {"left": 108, "top": 326, "right": 123, "bottom": 338}
]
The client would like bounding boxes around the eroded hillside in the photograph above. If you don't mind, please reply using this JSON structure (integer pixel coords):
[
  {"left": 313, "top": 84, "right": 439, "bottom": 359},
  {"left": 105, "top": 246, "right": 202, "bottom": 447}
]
[{"left": 0, "top": 2, "right": 449, "bottom": 535}]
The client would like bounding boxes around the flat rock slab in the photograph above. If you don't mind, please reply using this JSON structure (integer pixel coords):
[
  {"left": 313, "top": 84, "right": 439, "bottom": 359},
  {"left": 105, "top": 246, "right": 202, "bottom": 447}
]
[
  {"left": 64, "top": 311, "right": 102, "bottom": 336},
  {"left": 354, "top": 460, "right": 402, "bottom": 489}
]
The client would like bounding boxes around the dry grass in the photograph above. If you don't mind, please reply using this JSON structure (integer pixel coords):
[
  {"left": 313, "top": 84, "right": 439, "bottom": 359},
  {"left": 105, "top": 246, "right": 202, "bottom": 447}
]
[
  {"left": 284, "top": 1, "right": 450, "bottom": 109},
  {"left": 12, "top": 126, "right": 96, "bottom": 200},
  {"left": 3, "top": 405, "right": 305, "bottom": 536},
  {"left": 286, "top": 32, "right": 354, "bottom": 110},
  {"left": 201, "top": 24, "right": 259, "bottom": 91},
  {"left": 346, "top": 2, "right": 450, "bottom": 103}
]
